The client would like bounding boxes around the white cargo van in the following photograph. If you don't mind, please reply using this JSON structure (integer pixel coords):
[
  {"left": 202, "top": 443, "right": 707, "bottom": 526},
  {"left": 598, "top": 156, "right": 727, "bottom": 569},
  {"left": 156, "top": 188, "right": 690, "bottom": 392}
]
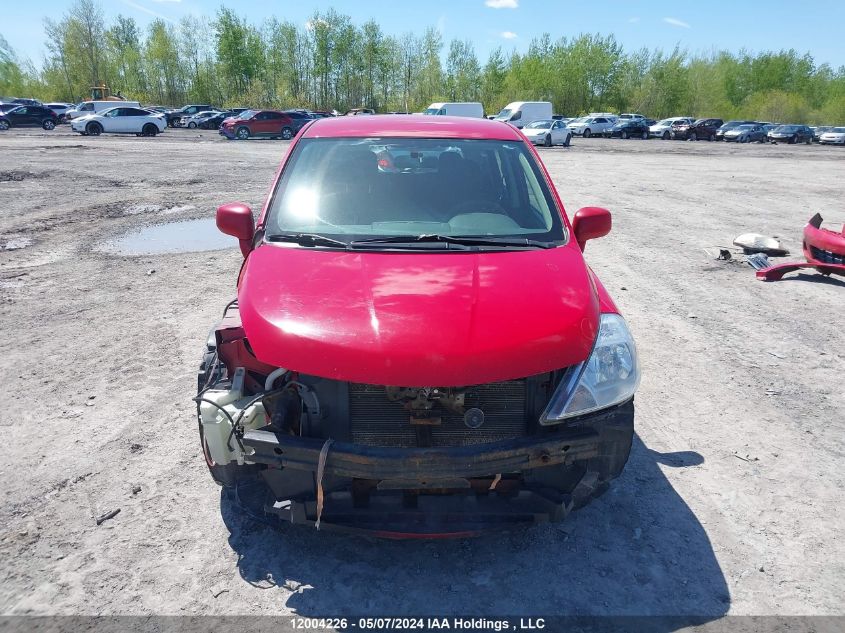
[
  {"left": 493, "top": 101, "right": 553, "bottom": 128},
  {"left": 422, "top": 102, "right": 484, "bottom": 118},
  {"left": 65, "top": 100, "right": 141, "bottom": 120}
]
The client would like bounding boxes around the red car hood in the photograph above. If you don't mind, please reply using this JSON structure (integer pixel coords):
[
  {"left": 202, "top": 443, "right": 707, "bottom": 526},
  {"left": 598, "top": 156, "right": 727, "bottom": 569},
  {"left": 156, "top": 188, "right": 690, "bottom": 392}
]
[{"left": 238, "top": 243, "right": 599, "bottom": 386}]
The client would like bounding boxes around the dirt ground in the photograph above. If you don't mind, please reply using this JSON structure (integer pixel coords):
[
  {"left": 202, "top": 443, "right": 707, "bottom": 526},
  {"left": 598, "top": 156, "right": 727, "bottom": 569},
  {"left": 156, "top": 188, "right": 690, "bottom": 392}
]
[{"left": 0, "top": 127, "right": 843, "bottom": 622}]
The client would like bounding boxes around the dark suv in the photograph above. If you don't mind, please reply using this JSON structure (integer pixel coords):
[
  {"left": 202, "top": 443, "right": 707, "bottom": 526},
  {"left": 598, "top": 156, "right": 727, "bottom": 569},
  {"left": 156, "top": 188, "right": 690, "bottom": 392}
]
[
  {"left": 0, "top": 105, "right": 59, "bottom": 131},
  {"left": 671, "top": 118, "right": 724, "bottom": 141},
  {"left": 767, "top": 125, "right": 814, "bottom": 144}
]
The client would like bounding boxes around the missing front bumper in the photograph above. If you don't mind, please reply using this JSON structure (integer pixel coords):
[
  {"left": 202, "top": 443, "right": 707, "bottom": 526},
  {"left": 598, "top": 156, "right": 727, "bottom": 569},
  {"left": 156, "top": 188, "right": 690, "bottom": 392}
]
[{"left": 239, "top": 400, "right": 634, "bottom": 536}]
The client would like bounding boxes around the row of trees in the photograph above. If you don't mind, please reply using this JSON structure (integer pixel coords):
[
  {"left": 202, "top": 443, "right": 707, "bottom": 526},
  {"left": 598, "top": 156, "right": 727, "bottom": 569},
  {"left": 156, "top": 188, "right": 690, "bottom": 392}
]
[{"left": 2, "top": 0, "right": 844, "bottom": 124}]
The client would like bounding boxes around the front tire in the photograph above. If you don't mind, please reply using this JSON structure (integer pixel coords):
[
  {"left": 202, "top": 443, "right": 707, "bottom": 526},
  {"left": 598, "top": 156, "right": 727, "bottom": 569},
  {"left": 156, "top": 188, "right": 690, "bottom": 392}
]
[
  {"left": 236, "top": 126, "right": 250, "bottom": 140},
  {"left": 0, "top": 120, "right": 9, "bottom": 131},
  {"left": 662, "top": 131, "right": 670, "bottom": 140},
  {"left": 187, "top": 121, "right": 197, "bottom": 129},
  {"left": 544, "top": 134, "right": 552, "bottom": 147},
  {"left": 42, "top": 119, "right": 56, "bottom": 130},
  {"left": 142, "top": 123, "right": 158, "bottom": 137},
  {"left": 281, "top": 126, "right": 294, "bottom": 140},
  {"left": 583, "top": 128, "right": 592, "bottom": 138},
  {"left": 641, "top": 131, "right": 648, "bottom": 139},
  {"left": 564, "top": 133, "right": 571, "bottom": 147},
  {"left": 621, "top": 131, "right": 628, "bottom": 139},
  {"left": 86, "top": 122, "right": 102, "bottom": 136},
  {"left": 689, "top": 132, "right": 697, "bottom": 141}
]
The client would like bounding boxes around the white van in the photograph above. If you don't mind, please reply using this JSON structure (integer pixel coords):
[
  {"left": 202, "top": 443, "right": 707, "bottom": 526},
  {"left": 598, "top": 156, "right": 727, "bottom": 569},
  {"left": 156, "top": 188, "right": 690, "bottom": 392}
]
[
  {"left": 493, "top": 101, "right": 553, "bottom": 128},
  {"left": 65, "top": 100, "right": 141, "bottom": 120},
  {"left": 422, "top": 102, "right": 484, "bottom": 118}
]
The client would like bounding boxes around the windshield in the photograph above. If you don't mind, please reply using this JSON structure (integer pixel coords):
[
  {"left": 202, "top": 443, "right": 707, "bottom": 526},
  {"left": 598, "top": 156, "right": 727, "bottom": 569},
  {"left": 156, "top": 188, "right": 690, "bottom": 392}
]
[
  {"left": 423, "top": 108, "right": 443, "bottom": 115},
  {"left": 524, "top": 120, "right": 552, "bottom": 129},
  {"left": 494, "top": 108, "right": 512, "bottom": 120},
  {"left": 831, "top": 127, "right": 845, "bottom": 133},
  {"left": 265, "top": 137, "right": 565, "bottom": 245},
  {"left": 237, "top": 110, "right": 256, "bottom": 120},
  {"left": 735, "top": 124, "right": 755, "bottom": 131},
  {"left": 776, "top": 125, "right": 798, "bottom": 132}
]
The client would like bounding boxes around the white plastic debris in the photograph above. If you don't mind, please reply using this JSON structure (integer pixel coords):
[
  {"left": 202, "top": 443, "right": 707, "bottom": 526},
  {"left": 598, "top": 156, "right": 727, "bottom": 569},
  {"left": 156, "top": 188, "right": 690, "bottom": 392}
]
[{"left": 733, "top": 234, "right": 789, "bottom": 256}]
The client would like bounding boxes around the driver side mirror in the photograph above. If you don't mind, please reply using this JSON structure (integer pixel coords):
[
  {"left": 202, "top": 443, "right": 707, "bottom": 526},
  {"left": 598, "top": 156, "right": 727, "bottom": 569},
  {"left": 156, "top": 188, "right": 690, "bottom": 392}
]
[
  {"left": 572, "top": 207, "right": 611, "bottom": 251},
  {"left": 216, "top": 202, "right": 255, "bottom": 257}
]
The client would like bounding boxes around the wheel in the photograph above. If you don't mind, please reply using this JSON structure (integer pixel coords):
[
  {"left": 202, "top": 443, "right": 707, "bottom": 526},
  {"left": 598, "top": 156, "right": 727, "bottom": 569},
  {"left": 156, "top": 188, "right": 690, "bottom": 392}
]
[
  {"left": 544, "top": 134, "right": 552, "bottom": 147},
  {"left": 142, "top": 123, "right": 158, "bottom": 137},
  {"left": 564, "top": 133, "right": 571, "bottom": 147},
  {"left": 281, "top": 126, "right": 294, "bottom": 140},
  {"left": 583, "top": 128, "right": 591, "bottom": 138},
  {"left": 42, "top": 119, "right": 55, "bottom": 131},
  {"left": 86, "top": 122, "right": 102, "bottom": 136},
  {"left": 621, "top": 131, "right": 628, "bottom": 139},
  {"left": 0, "top": 120, "right": 9, "bottom": 131},
  {"left": 708, "top": 134, "right": 714, "bottom": 141},
  {"left": 236, "top": 126, "right": 250, "bottom": 140},
  {"left": 789, "top": 135, "right": 797, "bottom": 144},
  {"left": 168, "top": 119, "right": 177, "bottom": 128},
  {"left": 641, "top": 131, "right": 648, "bottom": 139},
  {"left": 662, "top": 131, "right": 670, "bottom": 140},
  {"left": 689, "top": 132, "right": 697, "bottom": 141},
  {"left": 187, "top": 121, "right": 197, "bottom": 129},
  {"left": 740, "top": 136, "right": 747, "bottom": 143},
  {"left": 196, "top": 346, "right": 260, "bottom": 489},
  {"left": 805, "top": 136, "right": 811, "bottom": 145}
]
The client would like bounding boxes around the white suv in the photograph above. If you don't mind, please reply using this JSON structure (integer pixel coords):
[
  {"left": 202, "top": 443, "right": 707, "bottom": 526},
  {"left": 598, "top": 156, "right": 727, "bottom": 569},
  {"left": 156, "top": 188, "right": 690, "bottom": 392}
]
[{"left": 567, "top": 115, "right": 617, "bottom": 138}]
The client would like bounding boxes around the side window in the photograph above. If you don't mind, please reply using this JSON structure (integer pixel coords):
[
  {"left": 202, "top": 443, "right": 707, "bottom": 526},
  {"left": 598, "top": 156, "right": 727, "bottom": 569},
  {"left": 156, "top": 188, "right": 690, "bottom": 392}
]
[
  {"left": 267, "top": 112, "right": 283, "bottom": 120},
  {"left": 596, "top": 118, "right": 607, "bottom": 124},
  {"left": 15, "top": 108, "right": 28, "bottom": 115},
  {"left": 81, "top": 103, "right": 93, "bottom": 111},
  {"left": 511, "top": 111, "right": 522, "bottom": 121}
]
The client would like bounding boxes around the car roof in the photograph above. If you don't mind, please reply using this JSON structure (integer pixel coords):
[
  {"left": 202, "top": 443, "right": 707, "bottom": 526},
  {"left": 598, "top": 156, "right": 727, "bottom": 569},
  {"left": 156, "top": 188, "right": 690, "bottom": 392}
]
[{"left": 300, "top": 114, "right": 523, "bottom": 140}]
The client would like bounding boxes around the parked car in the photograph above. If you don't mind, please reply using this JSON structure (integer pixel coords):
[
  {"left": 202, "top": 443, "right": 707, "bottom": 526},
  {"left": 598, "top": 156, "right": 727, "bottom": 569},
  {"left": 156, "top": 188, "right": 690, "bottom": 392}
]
[
  {"left": 819, "top": 127, "right": 845, "bottom": 145},
  {"left": 200, "top": 111, "right": 236, "bottom": 129},
  {"left": 493, "top": 101, "right": 554, "bottom": 128},
  {"left": 567, "top": 115, "right": 616, "bottom": 138},
  {"left": 723, "top": 123, "right": 767, "bottom": 143},
  {"left": 46, "top": 103, "right": 75, "bottom": 119},
  {"left": 0, "top": 105, "right": 59, "bottom": 130},
  {"left": 70, "top": 106, "right": 166, "bottom": 136},
  {"left": 521, "top": 119, "right": 573, "bottom": 146},
  {"left": 344, "top": 108, "right": 375, "bottom": 116},
  {"left": 165, "top": 104, "right": 216, "bottom": 127},
  {"left": 202, "top": 114, "right": 639, "bottom": 536},
  {"left": 649, "top": 117, "right": 695, "bottom": 139},
  {"left": 6, "top": 98, "right": 43, "bottom": 107},
  {"left": 184, "top": 110, "right": 219, "bottom": 129},
  {"left": 767, "top": 124, "right": 813, "bottom": 144},
  {"left": 604, "top": 119, "right": 650, "bottom": 139},
  {"left": 714, "top": 120, "right": 758, "bottom": 141},
  {"left": 671, "top": 118, "right": 723, "bottom": 141},
  {"left": 283, "top": 110, "right": 316, "bottom": 134},
  {"left": 66, "top": 100, "right": 142, "bottom": 120},
  {"left": 618, "top": 113, "right": 646, "bottom": 121},
  {"left": 812, "top": 126, "right": 834, "bottom": 142},
  {"left": 219, "top": 110, "right": 298, "bottom": 140}
]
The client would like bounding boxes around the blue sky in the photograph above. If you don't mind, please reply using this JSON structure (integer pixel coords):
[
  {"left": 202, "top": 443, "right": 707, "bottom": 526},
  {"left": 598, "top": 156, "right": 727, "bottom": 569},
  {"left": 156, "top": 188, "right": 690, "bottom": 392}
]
[{"left": 5, "top": 0, "right": 845, "bottom": 69}]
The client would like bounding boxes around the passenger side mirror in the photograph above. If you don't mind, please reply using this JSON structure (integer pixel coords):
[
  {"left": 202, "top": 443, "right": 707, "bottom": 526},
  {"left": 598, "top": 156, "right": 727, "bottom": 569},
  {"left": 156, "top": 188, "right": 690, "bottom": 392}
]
[
  {"left": 572, "top": 207, "right": 611, "bottom": 251},
  {"left": 216, "top": 202, "right": 255, "bottom": 257}
]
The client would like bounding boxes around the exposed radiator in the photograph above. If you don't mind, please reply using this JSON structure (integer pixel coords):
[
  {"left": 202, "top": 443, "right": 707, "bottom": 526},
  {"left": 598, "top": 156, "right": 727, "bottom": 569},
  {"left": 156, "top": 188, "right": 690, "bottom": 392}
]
[{"left": 349, "top": 381, "right": 527, "bottom": 448}]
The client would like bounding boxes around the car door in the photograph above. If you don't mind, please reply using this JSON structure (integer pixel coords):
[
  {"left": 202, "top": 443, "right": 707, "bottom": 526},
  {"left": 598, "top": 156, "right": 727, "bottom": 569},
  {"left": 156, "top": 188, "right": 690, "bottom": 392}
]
[
  {"left": 9, "top": 107, "right": 33, "bottom": 126},
  {"left": 100, "top": 108, "right": 125, "bottom": 133},
  {"left": 122, "top": 107, "right": 148, "bottom": 132},
  {"left": 551, "top": 120, "right": 564, "bottom": 143},
  {"left": 262, "top": 111, "right": 285, "bottom": 136}
]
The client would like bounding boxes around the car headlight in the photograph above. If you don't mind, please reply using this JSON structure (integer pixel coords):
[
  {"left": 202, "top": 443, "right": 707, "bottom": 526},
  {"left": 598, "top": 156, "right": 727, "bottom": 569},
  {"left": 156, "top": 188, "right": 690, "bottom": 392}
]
[{"left": 540, "top": 313, "right": 640, "bottom": 424}]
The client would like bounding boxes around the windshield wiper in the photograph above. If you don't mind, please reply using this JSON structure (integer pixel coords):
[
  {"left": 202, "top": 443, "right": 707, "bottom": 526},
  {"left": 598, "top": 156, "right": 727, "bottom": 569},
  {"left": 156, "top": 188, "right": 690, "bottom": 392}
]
[
  {"left": 350, "top": 234, "right": 556, "bottom": 249},
  {"left": 265, "top": 233, "right": 349, "bottom": 249}
]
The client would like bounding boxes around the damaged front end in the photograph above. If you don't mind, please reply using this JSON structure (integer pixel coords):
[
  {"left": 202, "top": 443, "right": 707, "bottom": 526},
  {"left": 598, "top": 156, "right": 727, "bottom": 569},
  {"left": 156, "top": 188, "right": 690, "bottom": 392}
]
[
  {"left": 756, "top": 213, "right": 845, "bottom": 281},
  {"left": 196, "top": 303, "right": 638, "bottom": 537}
]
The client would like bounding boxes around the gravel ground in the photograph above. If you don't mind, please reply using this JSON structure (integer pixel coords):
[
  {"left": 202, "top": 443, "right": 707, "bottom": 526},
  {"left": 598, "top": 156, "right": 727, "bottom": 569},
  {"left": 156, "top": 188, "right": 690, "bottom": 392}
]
[{"left": 0, "top": 127, "right": 843, "bottom": 622}]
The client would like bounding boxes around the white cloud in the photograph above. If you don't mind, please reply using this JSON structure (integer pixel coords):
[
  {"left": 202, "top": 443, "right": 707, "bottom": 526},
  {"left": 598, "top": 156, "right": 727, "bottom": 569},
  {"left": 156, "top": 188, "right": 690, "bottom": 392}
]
[
  {"left": 121, "top": 0, "right": 174, "bottom": 22},
  {"left": 628, "top": 17, "right": 640, "bottom": 23},
  {"left": 485, "top": 0, "right": 519, "bottom": 9},
  {"left": 500, "top": 31, "right": 518, "bottom": 39},
  {"left": 663, "top": 17, "right": 691, "bottom": 28}
]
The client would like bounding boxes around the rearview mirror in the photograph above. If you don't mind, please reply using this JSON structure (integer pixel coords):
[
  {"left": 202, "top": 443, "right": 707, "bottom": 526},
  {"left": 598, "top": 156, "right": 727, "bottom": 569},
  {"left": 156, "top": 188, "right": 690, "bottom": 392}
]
[
  {"left": 572, "top": 207, "right": 611, "bottom": 251},
  {"left": 216, "top": 202, "right": 255, "bottom": 257}
]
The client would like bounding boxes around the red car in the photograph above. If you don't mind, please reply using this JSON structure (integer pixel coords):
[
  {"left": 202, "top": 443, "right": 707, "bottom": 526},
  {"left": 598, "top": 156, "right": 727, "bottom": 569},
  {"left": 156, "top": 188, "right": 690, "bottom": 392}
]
[
  {"left": 199, "top": 115, "right": 640, "bottom": 537},
  {"left": 219, "top": 109, "right": 298, "bottom": 140}
]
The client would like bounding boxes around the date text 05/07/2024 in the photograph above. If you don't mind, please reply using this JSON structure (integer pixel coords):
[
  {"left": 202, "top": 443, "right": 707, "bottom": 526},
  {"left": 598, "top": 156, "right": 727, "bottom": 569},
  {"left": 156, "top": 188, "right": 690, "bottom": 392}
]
[{"left": 289, "top": 617, "right": 547, "bottom": 630}]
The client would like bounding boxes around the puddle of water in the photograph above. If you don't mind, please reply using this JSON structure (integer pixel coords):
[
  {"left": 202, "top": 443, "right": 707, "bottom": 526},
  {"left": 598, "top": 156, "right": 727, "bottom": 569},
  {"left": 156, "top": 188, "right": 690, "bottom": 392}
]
[{"left": 97, "top": 218, "right": 235, "bottom": 255}]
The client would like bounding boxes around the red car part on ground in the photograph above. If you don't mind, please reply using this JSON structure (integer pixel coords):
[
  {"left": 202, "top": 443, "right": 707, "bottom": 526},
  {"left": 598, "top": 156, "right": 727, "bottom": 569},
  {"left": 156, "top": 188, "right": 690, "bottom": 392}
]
[{"left": 756, "top": 214, "right": 845, "bottom": 281}]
